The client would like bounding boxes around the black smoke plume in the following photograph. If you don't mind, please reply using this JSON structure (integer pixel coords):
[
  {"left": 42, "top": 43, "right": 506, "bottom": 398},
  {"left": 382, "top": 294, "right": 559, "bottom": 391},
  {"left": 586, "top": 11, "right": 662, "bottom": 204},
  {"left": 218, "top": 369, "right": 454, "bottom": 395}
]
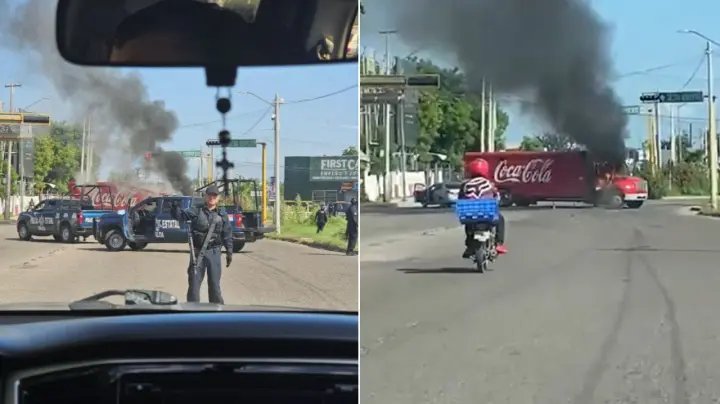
[
  {"left": 386, "top": 0, "right": 627, "bottom": 163},
  {"left": 0, "top": 0, "right": 194, "bottom": 194}
]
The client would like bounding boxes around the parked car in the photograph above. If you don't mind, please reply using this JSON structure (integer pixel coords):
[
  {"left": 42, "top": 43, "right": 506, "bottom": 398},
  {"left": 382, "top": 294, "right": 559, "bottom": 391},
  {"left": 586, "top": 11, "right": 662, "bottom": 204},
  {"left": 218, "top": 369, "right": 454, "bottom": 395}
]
[{"left": 414, "top": 182, "right": 461, "bottom": 208}]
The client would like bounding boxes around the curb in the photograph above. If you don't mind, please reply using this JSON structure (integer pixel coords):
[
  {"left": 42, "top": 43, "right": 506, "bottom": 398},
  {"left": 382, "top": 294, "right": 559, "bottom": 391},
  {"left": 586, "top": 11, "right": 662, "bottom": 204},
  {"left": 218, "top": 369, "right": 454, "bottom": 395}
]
[
  {"left": 266, "top": 235, "right": 354, "bottom": 254},
  {"left": 0, "top": 220, "right": 17, "bottom": 226},
  {"left": 663, "top": 196, "right": 714, "bottom": 200}
]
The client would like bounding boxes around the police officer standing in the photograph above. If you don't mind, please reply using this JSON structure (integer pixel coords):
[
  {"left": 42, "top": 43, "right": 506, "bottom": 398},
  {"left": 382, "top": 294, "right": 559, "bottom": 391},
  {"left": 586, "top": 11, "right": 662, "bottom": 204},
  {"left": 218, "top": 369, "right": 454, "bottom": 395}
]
[
  {"left": 345, "top": 198, "right": 358, "bottom": 256},
  {"left": 171, "top": 185, "right": 233, "bottom": 303}
]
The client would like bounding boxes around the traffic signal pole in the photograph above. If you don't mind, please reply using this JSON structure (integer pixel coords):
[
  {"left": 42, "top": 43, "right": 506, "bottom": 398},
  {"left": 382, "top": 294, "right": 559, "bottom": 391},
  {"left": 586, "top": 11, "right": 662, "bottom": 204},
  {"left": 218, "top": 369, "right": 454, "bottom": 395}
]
[
  {"left": 360, "top": 74, "right": 440, "bottom": 201},
  {"left": 706, "top": 41, "right": 718, "bottom": 209}
]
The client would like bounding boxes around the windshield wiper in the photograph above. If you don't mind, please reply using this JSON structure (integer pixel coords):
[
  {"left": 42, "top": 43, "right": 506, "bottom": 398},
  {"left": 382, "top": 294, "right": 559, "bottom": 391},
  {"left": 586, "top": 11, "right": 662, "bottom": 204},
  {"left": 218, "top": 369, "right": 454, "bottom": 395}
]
[{"left": 68, "top": 289, "right": 178, "bottom": 310}]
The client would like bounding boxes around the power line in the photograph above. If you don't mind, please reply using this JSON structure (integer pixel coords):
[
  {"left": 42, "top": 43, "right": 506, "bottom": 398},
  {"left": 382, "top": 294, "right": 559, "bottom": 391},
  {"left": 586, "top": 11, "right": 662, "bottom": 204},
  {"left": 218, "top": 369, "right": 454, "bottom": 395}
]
[
  {"left": 283, "top": 84, "right": 358, "bottom": 104},
  {"left": 678, "top": 54, "right": 706, "bottom": 90},
  {"left": 238, "top": 107, "right": 272, "bottom": 137}
]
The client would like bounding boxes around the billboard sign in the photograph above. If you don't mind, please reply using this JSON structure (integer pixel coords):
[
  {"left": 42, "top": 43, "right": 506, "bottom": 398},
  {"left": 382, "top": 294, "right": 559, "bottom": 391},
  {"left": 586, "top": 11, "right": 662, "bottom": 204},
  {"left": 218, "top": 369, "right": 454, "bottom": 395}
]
[{"left": 309, "top": 156, "right": 358, "bottom": 181}]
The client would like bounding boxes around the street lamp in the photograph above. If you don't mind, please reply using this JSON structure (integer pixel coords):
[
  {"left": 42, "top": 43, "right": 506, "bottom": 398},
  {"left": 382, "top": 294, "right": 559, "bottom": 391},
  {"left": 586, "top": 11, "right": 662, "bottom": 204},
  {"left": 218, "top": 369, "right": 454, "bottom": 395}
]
[
  {"left": 237, "top": 91, "right": 284, "bottom": 233},
  {"left": 678, "top": 29, "right": 719, "bottom": 209}
]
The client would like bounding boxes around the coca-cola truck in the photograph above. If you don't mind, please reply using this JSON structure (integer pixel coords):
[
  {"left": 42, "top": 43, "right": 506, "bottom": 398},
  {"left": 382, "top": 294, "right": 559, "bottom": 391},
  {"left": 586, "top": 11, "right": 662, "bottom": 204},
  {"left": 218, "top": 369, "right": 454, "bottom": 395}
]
[
  {"left": 463, "top": 150, "right": 648, "bottom": 209},
  {"left": 67, "top": 180, "right": 168, "bottom": 210}
]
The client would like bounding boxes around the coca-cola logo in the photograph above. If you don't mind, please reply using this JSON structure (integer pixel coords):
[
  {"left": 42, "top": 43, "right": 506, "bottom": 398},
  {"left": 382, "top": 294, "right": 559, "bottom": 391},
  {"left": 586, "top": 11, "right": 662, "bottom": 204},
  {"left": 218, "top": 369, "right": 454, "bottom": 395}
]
[
  {"left": 86, "top": 188, "right": 141, "bottom": 209},
  {"left": 494, "top": 158, "right": 553, "bottom": 184}
]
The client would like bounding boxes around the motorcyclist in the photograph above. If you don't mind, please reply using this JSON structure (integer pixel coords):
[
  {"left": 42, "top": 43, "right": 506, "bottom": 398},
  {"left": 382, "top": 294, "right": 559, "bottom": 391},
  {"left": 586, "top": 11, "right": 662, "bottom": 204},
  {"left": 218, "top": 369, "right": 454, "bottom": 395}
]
[{"left": 460, "top": 158, "right": 508, "bottom": 258}]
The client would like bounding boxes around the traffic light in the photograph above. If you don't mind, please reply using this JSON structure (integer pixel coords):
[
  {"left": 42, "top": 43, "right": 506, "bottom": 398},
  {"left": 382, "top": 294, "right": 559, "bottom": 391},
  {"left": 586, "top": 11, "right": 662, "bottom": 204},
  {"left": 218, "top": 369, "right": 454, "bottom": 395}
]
[
  {"left": 406, "top": 75, "right": 440, "bottom": 88},
  {"left": 22, "top": 113, "right": 50, "bottom": 125},
  {"left": 639, "top": 93, "right": 659, "bottom": 103}
]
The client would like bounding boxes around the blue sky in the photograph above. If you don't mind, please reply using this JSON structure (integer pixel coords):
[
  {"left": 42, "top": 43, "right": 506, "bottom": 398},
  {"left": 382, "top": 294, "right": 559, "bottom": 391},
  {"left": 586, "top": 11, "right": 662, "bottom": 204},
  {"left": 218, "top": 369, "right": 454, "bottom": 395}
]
[
  {"left": 0, "top": 3, "right": 358, "bottom": 182},
  {"left": 361, "top": 0, "right": 720, "bottom": 150}
]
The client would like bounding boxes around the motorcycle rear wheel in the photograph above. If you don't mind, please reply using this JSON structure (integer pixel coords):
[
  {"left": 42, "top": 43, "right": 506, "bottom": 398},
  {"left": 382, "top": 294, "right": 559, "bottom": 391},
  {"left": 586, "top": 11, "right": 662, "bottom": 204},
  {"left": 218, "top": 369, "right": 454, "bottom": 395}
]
[{"left": 474, "top": 245, "right": 486, "bottom": 273}]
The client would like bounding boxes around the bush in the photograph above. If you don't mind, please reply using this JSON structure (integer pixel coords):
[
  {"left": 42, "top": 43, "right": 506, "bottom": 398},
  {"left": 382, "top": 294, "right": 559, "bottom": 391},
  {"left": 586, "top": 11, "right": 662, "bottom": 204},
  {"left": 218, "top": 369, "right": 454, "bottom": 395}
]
[{"left": 636, "top": 161, "right": 711, "bottom": 198}]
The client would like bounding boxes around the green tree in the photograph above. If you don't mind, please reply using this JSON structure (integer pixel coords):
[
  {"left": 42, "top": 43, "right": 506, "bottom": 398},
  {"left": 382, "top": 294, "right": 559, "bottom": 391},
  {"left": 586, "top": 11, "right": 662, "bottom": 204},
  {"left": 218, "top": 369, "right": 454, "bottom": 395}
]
[
  {"left": 32, "top": 134, "right": 56, "bottom": 192},
  {"left": 519, "top": 136, "right": 544, "bottom": 151},
  {"left": 33, "top": 122, "right": 83, "bottom": 194},
  {"left": 407, "top": 57, "right": 510, "bottom": 170},
  {"left": 342, "top": 146, "right": 358, "bottom": 155},
  {"left": 0, "top": 158, "right": 19, "bottom": 198}
]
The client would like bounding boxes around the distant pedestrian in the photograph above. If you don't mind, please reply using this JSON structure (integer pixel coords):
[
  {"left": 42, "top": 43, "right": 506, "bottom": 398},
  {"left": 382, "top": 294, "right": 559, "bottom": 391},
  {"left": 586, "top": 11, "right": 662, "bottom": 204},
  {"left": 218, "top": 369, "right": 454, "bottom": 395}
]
[
  {"left": 315, "top": 203, "right": 328, "bottom": 233},
  {"left": 328, "top": 202, "right": 335, "bottom": 217},
  {"left": 345, "top": 198, "right": 358, "bottom": 256},
  {"left": 28, "top": 199, "right": 35, "bottom": 210}
]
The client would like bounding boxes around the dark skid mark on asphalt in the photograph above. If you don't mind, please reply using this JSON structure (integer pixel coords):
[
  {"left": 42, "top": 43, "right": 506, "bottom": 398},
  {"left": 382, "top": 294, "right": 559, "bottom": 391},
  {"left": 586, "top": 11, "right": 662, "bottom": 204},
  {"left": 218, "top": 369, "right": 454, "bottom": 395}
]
[
  {"left": 598, "top": 247, "right": 720, "bottom": 254},
  {"left": 4, "top": 237, "right": 58, "bottom": 244},
  {"left": 636, "top": 248, "right": 689, "bottom": 404},
  {"left": 362, "top": 247, "right": 592, "bottom": 357},
  {"left": 397, "top": 267, "right": 487, "bottom": 274},
  {"left": 573, "top": 227, "right": 689, "bottom": 404},
  {"left": 241, "top": 252, "right": 347, "bottom": 308}
]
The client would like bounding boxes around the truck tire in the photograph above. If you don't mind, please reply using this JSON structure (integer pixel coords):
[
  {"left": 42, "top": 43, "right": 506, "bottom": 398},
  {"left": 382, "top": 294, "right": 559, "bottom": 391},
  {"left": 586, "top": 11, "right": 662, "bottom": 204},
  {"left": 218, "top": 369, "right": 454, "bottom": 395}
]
[
  {"left": 104, "top": 230, "right": 127, "bottom": 251},
  {"left": 17, "top": 222, "right": 31, "bottom": 241},
  {"left": 59, "top": 223, "right": 74, "bottom": 243},
  {"left": 128, "top": 242, "right": 148, "bottom": 251},
  {"left": 498, "top": 190, "right": 513, "bottom": 208},
  {"left": 600, "top": 189, "right": 624, "bottom": 209},
  {"left": 233, "top": 241, "right": 246, "bottom": 253},
  {"left": 626, "top": 201, "right": 644, "bottom": 209}
]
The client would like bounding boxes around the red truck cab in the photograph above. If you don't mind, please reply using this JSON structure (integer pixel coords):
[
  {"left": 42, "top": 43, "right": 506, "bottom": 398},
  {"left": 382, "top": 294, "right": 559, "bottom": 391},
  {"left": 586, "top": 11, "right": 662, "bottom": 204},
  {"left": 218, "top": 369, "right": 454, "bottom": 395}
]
[{"left": 463, "top": 150, "right": 648, "bottom": 208}]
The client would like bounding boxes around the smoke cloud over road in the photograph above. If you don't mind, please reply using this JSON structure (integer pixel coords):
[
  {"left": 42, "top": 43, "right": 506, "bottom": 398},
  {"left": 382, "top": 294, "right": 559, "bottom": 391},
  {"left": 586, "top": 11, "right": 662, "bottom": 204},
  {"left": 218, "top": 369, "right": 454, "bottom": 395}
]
[
  {"left": 0, "top": 0, "right": 194, "bottom": 193},
  {"left": 386, "top": 0, "right": 627, "bottom": 163}
]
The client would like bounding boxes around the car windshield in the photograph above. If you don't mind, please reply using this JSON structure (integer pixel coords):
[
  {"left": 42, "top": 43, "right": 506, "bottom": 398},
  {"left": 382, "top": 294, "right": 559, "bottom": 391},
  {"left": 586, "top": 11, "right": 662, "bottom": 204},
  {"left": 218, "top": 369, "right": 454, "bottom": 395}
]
[{"left": 0, "top": 0, "right": 358, "bottom": 313}]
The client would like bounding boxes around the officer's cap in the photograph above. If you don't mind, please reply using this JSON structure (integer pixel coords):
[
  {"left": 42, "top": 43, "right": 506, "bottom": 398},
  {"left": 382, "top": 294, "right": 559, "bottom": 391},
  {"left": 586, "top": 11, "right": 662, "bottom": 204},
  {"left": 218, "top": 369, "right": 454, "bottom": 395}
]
[{"left": 205, "top": 185, "right": 220, "bottom": 195}]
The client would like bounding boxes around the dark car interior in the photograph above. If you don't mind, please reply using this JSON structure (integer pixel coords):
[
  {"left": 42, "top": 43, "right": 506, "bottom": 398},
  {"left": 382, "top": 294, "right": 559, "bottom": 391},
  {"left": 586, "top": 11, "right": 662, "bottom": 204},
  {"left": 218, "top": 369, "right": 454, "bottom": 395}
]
[
  {"left": 56, "top": 0, "right": 359, "bottom": 67},
  {"left": 0, "top": 310, "right": 357, "bottom": 403}
]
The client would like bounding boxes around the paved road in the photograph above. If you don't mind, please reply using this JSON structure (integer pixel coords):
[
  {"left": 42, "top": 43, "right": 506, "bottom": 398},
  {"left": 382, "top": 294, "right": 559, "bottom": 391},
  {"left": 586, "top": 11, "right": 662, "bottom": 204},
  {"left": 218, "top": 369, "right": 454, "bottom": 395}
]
[
  {"left": 361, "top": 201, "right": 720, "bottom": 403},
  {"left": 0, "top": 225, "right": 357, "bottom": 310}
]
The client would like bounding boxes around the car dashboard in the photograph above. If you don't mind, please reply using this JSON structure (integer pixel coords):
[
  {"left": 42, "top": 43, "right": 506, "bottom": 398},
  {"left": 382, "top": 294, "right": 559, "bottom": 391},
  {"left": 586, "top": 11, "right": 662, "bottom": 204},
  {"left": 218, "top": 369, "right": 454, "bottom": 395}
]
[{"left": 0, "top": 311, "right": 358, "bottom": 403}]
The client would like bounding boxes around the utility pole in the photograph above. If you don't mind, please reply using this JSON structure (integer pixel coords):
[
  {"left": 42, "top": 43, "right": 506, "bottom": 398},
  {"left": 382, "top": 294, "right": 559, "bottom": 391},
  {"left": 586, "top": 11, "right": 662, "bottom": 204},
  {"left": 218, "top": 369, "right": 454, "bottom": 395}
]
[
  {"left": 488, "top": 85, "right": 496, "bottom": 152},
  {"left": 87, "top": 116, "right": 94, "bottom": 181},
  {"left": 706, "top": 40, "right": 718, "bottom": 209},
  {"left": 273, "top": 93, "right": 282, "bottom": 233},
  {"left": 4, "top": 83, "right": 20, "bottom": 220},
  {"left": 80, "top": 119, "right": 86, "bottom": 182},
  {"left": 398, "top": 93, "right": 408, "bottom": 200},
  {"left": 480, "top": 79, "right": 486, "bottom": 151},
  {"left": 379, "top": 29, "right": 396, "bottom": 202},
  {"left": 654, "top": 101, "right": 661, "bottom": 167}
]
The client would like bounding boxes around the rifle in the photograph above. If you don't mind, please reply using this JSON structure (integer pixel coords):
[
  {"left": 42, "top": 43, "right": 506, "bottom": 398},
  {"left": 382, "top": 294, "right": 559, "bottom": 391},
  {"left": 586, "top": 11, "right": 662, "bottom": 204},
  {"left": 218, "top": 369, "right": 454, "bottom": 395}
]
[
  {"left": 186, "top": 220, "right": 196, "bottom": 267},
  {"left": 189, "top": 215, "right": 222, "bottom": 275}
]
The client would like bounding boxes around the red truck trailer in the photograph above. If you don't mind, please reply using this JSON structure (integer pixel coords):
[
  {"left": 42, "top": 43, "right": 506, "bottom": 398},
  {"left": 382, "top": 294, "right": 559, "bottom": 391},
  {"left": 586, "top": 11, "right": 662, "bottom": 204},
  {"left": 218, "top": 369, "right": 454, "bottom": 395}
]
[
  {"left": 67, "top": 180, "right": 170, "bottom": 211},
  {"left": 463, "top": 150, "right": 648, "bottom": 208}
]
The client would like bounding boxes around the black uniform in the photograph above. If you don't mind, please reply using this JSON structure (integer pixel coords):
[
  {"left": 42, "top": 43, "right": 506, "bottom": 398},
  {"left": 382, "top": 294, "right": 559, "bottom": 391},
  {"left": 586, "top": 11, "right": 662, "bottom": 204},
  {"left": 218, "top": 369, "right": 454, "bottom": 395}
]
[
  {"left": 173, "top": 188, "right": 233, "bottom": 304},
  {"left": 345, "top": 198, "right": 358, "bottom": 255},
  {"left": 315, "top": 206, "right": 328, "bottom": 233}
]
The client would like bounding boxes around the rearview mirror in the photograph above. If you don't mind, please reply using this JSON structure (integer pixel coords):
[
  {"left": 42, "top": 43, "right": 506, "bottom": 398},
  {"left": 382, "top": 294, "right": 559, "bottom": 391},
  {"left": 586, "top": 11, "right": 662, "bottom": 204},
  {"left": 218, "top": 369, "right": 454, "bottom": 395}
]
[{"left": 55, "top": 0, "right": 358, "bottom": 67}]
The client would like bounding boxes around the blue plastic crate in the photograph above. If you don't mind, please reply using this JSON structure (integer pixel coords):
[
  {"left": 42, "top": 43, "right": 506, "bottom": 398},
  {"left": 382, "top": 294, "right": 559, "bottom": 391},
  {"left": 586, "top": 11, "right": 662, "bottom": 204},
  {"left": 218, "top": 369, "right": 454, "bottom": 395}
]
[{"left": 455, "top": 198, "right": 499, "bottom": 224}]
